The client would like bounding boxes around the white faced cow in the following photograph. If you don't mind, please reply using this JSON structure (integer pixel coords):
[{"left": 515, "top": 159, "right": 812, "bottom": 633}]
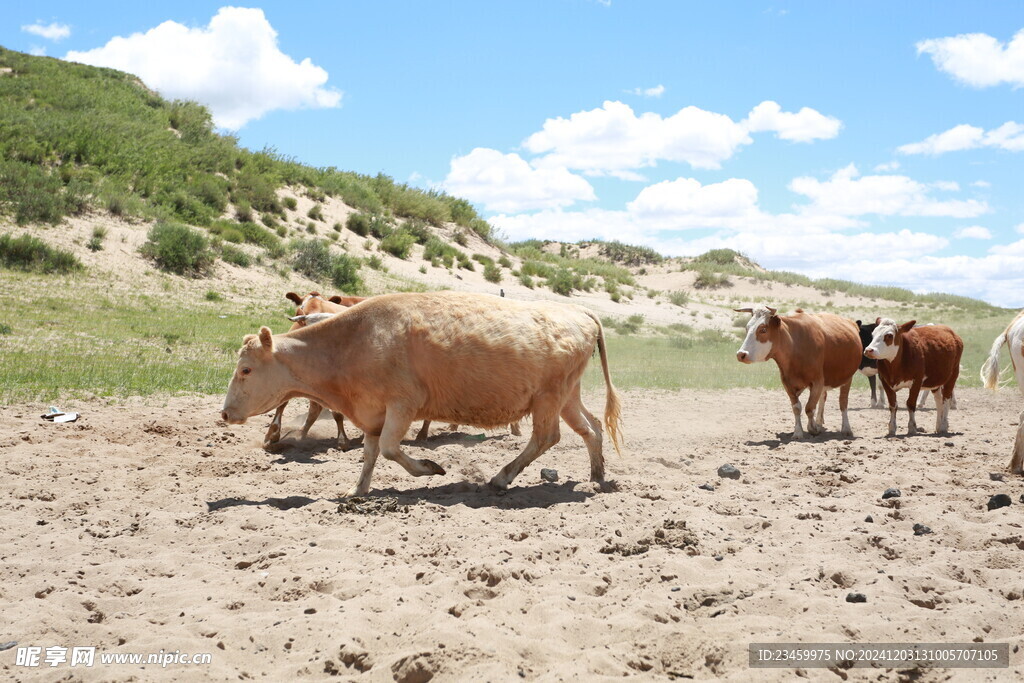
[
  {"left": 222, "top": 291, "right": 623, "bottom": 497},
  {"left": 864, "top": 318, "right": 963, "bottom": 436},
  {"left": 981, "top": 309, "right": 1024, "bottom": 474},
  {"left": 735, "top": 306, "right": 862, "bottom": 438}
]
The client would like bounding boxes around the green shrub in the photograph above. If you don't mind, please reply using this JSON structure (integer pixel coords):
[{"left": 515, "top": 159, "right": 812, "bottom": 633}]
[
  {"left": 234, "top": 201, "right": 253, "bottom": 223},
  {"left": 472, "top": 253, "right": 495, "bottom": 266},
  {"left": 518, "top": 272, "right": 534, "bottom": 289},
  {"left": 261, "top": 214, "right": 278, "bottom": 228},
  {"left": 307, "top": 204, "right": 324, "bottom": 221},
  {"left": 220, "top": 244, "right": 251, "bottom": 268},
  {"left": 423, "top": 237, "right": 460, "bottom": 268},
  {"left": 547, "top": 268, "right": 577, "bottom": 296},
  {"left": 331, "top": 254, "right": 363, "bottom": 293},
  {"left": 456, "top": 253, "right": 474, "bottom": 270},
  {"left": 483, "top": 262, "right": 501, "bottom": 283},
  {"left": 380, "top": 229, "right": 416, "bottom": 259},
  {"left": 282, "top": 197, "right": 298, "bottom": 211},
  {"left": 693, "top": 248, "right": 743, "bottom": 265},
  {"left": 332, "top": 222, "right": 343, "bottom": 233},
  {"left": 369, "top": 214, "right": 394, "bottom": 239},
  {"left": 668, "top": 290, "right": 690, "bottom": 307},
  {"left": 367, "top": 254, "right": 384, "bottom": 270},
  {"left": 453, "top": 230, "right": 468, "bottom": 246},
  {"left": 498, "top": 256, "right": 513, "bottom": 269},
  {"left": 403, "top": 219, "right": 432, "bottom": 244},
  {"left": 0, "top": 233, "right": 83, "bottom": 274},
  {"left": 204, "top": 290, "right": 222, "bottom": 302},
  {"left": 87, "top": 226, "right": 108, "bottom": 252},
  {"left": 139, "top": 222, "right": 215, "bottom": 276},
  {"left": 693, "top": 270, "right": 731, "bottom": 290},
  {"left": 0, "top": 323, "right": 12, "bottom": 335},
  {"left": 291, "top": 239, "right": 333, "bottom": 280},
  {"left": 347, "top": 212, "right": 370, "bottom": 236}
]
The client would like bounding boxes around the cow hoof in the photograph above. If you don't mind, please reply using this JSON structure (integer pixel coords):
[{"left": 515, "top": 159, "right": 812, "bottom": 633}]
[
  {"left": 488, "top": 476, "right": 509, "bottom": 490},
  {"left": 423, "top": 459, "right": 446, "bottom": 476},
  {"left": 342, "top": 485, "right": 368, "bottom": 499}
]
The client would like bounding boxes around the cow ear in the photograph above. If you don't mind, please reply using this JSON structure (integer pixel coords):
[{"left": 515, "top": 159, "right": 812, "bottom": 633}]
[
  {"left": 328, "top": 295, "right": 343, "bottom": 304},
  {"left": 900, "top": 320, "right": 916, "bottom": 333},
  {"left": 769, "top": 315, "right": 782, "bottom": 328},
  {"left": 875, "top": 316, "right": 882, "bottom": 325},
  {"left": 259, "top": 326, "right": 275, "bottom": 352},
  {"left": 856, "top": 320, "right": 862, "bottom": 326},
  {"left": 285, "top": 292, "right": 302, "bottom": 305}
]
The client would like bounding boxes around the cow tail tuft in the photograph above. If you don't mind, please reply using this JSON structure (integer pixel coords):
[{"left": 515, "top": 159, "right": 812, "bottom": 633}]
[
  {"left": 981, "top": 330, "right": 1007, "bottom": 391},
  {"left": 588, "top": 312, "right": 623, "bottom": 455}
]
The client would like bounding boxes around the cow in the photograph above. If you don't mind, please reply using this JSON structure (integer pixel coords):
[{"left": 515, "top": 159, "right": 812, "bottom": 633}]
[
  {"left": 864, "top": 318, "right": 963, "bottom": 436},
  {"left": 221, "top": 291, "right": 622, "bottom": 497},
  {"left": 856, "top": 320, "right": 885, "bottom": 408},
  {"left": 735, "top": 306, "right": 861, "bottom": 438},
  {"left": 262, "top": 292, "right": 366, "bottom": 449},
  {"left": 980, "top": 309, "right": 1024, "bottom": 474}
]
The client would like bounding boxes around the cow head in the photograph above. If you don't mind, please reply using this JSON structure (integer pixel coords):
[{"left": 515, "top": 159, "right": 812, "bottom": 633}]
[
  {"left": 288, "top": 312, "right": 335, "bottom": 327},
  {"left": 734, "top": 305, "right": 779, "bottom": 364},
  {"left": 221, "top": 327, "right": 294, "bottom": 424},
  {"left": 864, "top": 318, "right": 915, "bottom": 361},
  {"left": 856, "top": 319, "right": 879, "bottom": 351}
]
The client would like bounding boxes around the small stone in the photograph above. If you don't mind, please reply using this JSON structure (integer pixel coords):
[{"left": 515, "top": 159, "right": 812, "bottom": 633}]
[
  {"left": 864, "top": 515, "right": 873, "bottom": 523},
  {"left": 989, "top": 472, "right": 1005, "bottom": 482},
  {"left": 717, "top": 464, "right": 741, "bottom": 480},
  {"left": 912, "top": 523, "right": 933, "bottom": 536},
  {"left": 944, "top": 441, "right": 955, "bottom": 447},
  {"left": 304, "top": 608, "right": 316, "bottom": 614},
  {"left": 698, "top": 483, "right": 715, "bottom": 491},
  {"left": 987, "top": 494, "right": 1012, "bottom": 511},
  {"left": 670, "top": 587, "right": 681, "bottom": 592},
  {"left": 845, "top": 593, "right": 867, "bottom": 603},
  {"left": 0, "top": 642, "right": 16, "bottom": 652},
  {"left": 714, "top": 555, "right": 724, "bottom": 562},
  {"left": 540, "top": 468, "right": 558, "bottom": 483},
  {"left": 881, "top": 488, "right": 901, "bottom": 500}
]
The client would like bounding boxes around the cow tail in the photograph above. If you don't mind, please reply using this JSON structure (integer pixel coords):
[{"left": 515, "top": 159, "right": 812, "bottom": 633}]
[
  {"left": 587, "top": 312, "right": 623, "bottom": 455},
  {"left": 980, "top": 329, "right": 1007, "bottom": 391}
]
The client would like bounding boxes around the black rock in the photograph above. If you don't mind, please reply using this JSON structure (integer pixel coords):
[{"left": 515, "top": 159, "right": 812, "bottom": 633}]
[
  {"left": 698, "top": 483, "right": 715, "bottom": 491},
  {"left": 881, "top": 488, "right": 901, "bottom": 500},
  {"left": 714, "top": 555, "right": 724, "bottom": 561},
  {"left": 987, "top": 494, "right": 1012, "bottom": 511},
  {"left": 989, "top": 472, "right": 1005, "bottom": 482},
  {"left": 864, "top": 515, "right": 873, "bottom": 523},
  {"left": 912, "top": 523, "right": 933, "bottom": 536},
  {"left": 540, "top": 468, "right": 559, "bottom": 483},
  {"left": 0, "top": 642, "right": 16, "bottom": 652},
  {"left": 846, "top": 593, "right": 867, "bottom": 603},
  {"left": 717, "top": 464, "right": 741, "bottom": 480}
]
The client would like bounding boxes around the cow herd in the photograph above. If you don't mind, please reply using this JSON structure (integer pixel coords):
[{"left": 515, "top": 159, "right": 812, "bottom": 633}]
[{"left": 220, "top": 293, "right": 1024, "bottom": 497}]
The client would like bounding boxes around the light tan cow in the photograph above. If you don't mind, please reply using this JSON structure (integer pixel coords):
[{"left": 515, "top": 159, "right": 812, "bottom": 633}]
[
  {"left": 981, "top": 309, "right": 1024, "bottom": 474},
  {"left": 222, "top": 291, "right": 622, "bottom": 496}
]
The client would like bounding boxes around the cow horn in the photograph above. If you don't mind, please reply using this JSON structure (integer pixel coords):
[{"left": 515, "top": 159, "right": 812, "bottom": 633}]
[
  {"left": 733, "top": 307, "right": 753, "bottom": 313},
  {"left": 288, "top": 314, "right": 307, "bottom": 323},
  {"left": 766, "top": 306, "right": 777, "bottom": 315}
]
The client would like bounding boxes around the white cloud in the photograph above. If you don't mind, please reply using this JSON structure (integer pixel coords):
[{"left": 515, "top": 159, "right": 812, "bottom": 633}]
[
  {"left": 932, "top": 180, "right": 960, "bottom": 191},
  {"left": 64, "top": 7, "right": 341, "bottom": 130},
  {"left": 1016, "top": 223, "right": 1024, "bottom": 235},
  {"left": 627, "top": 177, "right": 762, "bottom": 228},
  {"left": 523, "top": 99, "right": 840, "bottom": 175},
  {"left": 22, "top": 22, "right": 71, "bottom": 41},
  {"left": 443, "top": 148, "right": 595, "bottom": 213},
  {"left": 789, "top": 164, "right": 989, "bottom": 218},
  {"left": 28, "top": 46, "right": 47, "bottom": 57},
  {"left": 916, "top": 29, "right": 1024, "bottom": 89},
  {"left": 972, "top": 180, "right": 991, "bottom": 188},
  {"left": 874, "top": 161, "right": 900, "bottom": 172},
  {"left": 628, "top": 84, "right": 665, "bottom": 98},
  {"left": 743, "top": 100, "right": 842, "bottom": 142},
  {"left": 954, "top": 225, "right": 993, "bottom": 240},
  {"left": 898, "top": 121, "right": 1024, "bottom": 155}
]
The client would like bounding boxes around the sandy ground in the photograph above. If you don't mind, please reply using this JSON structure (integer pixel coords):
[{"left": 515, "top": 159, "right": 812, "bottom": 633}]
[{"left": 2, "top": 387, "right": 1023, "bottom": 682}]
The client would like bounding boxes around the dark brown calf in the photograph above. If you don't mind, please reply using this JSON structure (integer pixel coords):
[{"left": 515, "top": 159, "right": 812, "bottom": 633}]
[{"left": 864, "top": 318, "right": 963, "bottom": 436}]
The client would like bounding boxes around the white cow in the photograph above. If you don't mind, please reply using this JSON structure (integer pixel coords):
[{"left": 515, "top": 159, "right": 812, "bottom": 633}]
[{"left": 981, "top": 310, "right": 1024, "bottom": 474}]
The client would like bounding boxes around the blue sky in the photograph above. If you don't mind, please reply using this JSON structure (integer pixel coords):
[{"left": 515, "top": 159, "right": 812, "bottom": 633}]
[{"left": 5, "top": 2, "right": 1024, "bottom": 305}]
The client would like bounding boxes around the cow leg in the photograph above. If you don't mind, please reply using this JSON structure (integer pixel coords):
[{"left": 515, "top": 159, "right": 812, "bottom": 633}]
[
  {"left": 379, "top": 406, "right": 445, "bottom": 478},
  {"left": 882, "top": 382, "right": 898, "bottom": 437},
  {"left": 805, "top": 383, "right": 825, "bottom": 436},
  {"left": 579, "top": 404, "right": 602, "bottom": 438},
  {"left": 415, "top": 420, "right": 431, "bottom": 441},
  {"left": 1011, "top": 410, "right": 1024, "bottom": 475},
  {"left": 491, "top": 401, "right": 562, "bottom": 489},
  {"left": 784, "top": 385, "right": 805, "bottom": 439},
  {"left": 917, "top": 392, "right": 929, "bottom": 410},
  {"left": 344, "top": 434, "right": 381, "bottom": 498},
  {"left": 560, "top": 390, "right": 604, "bottom": 482},
  {"left": 867, "top": 375, "right": 880, "bottom": 408},
  {"left": 839, "top": 379, "right": 854, "bottom": 437},
  {"left": 950, "top": 392, "right": 958, "bottom": 410},
  {"left": 332, "top": 411, "right": 352, "bottom": 450},
  {"left": 932, "top": 390, "right": 947, "bottom": 434},
  {"left": 263, "top": 403, "right": 286, "bottom": 448},
  {"left": 815, "top": 391, "right": 827, "bottom": 430},
  {"left": 510, "top": 421, "right": 522, "bottom": 436},
  {"left": 905, "top": 385, "right": 921, "bottom": 435},
  {"left": 300, "top": 401, "right": 324, "bottom": 439}
]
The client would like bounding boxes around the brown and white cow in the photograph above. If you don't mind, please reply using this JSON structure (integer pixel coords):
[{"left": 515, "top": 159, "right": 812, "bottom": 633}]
[
  {"left": 222, "top": 291, "right": 622, "bottom": 496},
  {"left": 981, "top": 309, "right": 1024, "bottom": 474},
  {"left": 864, "top": 318, "right": 963, "bottom": 436},
  {"left": 735, "top": 306, "right": 862, "bottom": 438}
]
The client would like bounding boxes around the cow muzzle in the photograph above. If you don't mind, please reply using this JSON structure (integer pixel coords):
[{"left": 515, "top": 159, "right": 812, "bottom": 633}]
[
  {"left": 220, "top": 409, "right": 247, "bottom": 425},
  {"left": 736, "top": 350, "right": 751, "bottom": 363},
  {"left": 864, "top": 349, "right": 877, "bottom": 359}
]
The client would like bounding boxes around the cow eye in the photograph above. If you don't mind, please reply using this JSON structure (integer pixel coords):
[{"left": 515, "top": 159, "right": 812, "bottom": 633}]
[
  {"left": 758, "top": 326, "right": 767, "bottom": 334},
  {"left": 241, "top": 367, "right": 251, "bottom": 375},
  {"left": 884, "top": 334, "right": 893, "bottom": 344}
]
